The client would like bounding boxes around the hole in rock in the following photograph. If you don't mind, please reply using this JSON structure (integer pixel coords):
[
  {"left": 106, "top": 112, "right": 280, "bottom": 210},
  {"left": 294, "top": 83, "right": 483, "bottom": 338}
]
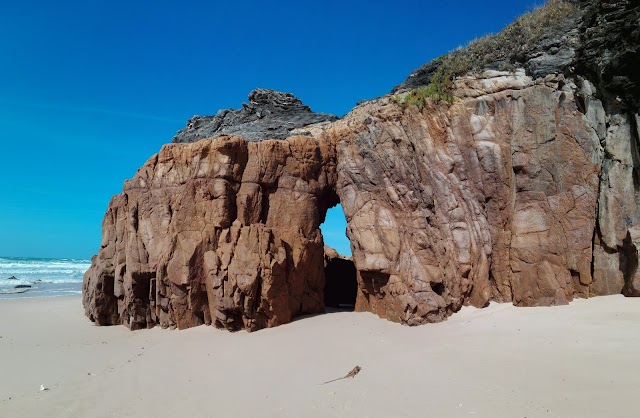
[
  {"left": 430, "top": 281, "right": 445, "bottom": 296},
  {"left": 321, "top": 204, "right": 351, "bottom": 257},
  {"left": 320, "top": 204, "right": 357, "bottom": 311}
]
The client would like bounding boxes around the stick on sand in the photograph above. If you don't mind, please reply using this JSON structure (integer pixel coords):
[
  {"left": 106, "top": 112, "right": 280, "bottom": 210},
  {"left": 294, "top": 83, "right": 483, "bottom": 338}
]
[{"left": 320, "top": 366, "right": 362, "bottom": 385}]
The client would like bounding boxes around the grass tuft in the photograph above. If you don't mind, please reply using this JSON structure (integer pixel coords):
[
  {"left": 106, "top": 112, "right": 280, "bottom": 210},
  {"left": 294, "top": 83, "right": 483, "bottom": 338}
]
[{"left": 397, "top": 0, "right": 578, "bottom": 109}]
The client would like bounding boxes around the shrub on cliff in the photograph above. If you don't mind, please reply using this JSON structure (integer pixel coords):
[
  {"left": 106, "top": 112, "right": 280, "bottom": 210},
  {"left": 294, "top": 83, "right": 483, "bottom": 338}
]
[{"left": 398, "top": 0, "right": 578, "bottom": 107}]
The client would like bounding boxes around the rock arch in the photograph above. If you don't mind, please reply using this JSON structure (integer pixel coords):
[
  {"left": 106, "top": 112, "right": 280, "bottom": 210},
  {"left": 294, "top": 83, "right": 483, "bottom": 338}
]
[{"left": 84, "top": 70, "right": 639, "bottom": 331}]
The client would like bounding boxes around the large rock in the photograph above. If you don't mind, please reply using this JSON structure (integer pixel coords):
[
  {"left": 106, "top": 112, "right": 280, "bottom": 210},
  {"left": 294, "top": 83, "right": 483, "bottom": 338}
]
[
  {"left": 84, "top": 71, "right": 612, "bottom": 329},
  {"left": 84, "top": 0, "right": 640, "bottom": 331},
  {"left": 84, "top": 136, "right": 338, "bottom": 331},
  {"left": 327, "top": 71, "right": 601, "bottom": 324}
]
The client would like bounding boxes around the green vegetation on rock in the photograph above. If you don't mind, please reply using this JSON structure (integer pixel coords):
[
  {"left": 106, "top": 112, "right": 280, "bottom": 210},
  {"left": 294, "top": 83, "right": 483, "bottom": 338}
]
[{"left": 398, "top": 0, "right": 578, "bottom": 109}]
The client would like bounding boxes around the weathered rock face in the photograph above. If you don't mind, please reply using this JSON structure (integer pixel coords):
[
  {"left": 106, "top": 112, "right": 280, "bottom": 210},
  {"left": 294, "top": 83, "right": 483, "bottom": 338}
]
[
  {"left": 575, "top": 0, "right": 640, "bottom": 110},
  {"left": 172, "top": 89, "right": 338, "bottom": 143},
  {"left": 574, "top": 0, "right": 640, "bottom": 298},
  {"left": 327, "top": 70, "right": 602, "bottom": 323},
  {"left": 84, "top": 136, "right": 339, "bottom": 331},
  {"left": 591, "top": 105, "right": 640, "bottom": 297},
  {"left": 84, "top": 70, "right": 625, "bottom": 329},
  {"left": 84, "top": 0, "right": 640, "bottom": 331}
]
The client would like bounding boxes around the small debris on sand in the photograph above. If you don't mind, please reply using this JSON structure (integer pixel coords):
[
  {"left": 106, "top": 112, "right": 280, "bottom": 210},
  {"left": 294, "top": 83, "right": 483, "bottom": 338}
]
[{"left": 320, "top": 366, "right": 362, "bottom": 385}]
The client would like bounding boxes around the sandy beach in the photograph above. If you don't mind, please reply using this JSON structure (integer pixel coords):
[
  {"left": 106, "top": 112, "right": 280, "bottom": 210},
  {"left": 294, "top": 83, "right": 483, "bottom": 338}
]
[{"left": 0, "top": 295, "right": 638, "bottom": 417}]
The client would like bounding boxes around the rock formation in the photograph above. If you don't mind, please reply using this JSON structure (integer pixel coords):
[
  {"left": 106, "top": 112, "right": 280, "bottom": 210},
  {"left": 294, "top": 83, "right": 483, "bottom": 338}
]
[
  {"left": 83, "top": 135, "right": 338, "bottom": 331},
  {"left": 172, "top": 88, "right": 337, "bottom": 143},
  {"left": 84, "top": 0, "right": 640, "bottom": 331}
]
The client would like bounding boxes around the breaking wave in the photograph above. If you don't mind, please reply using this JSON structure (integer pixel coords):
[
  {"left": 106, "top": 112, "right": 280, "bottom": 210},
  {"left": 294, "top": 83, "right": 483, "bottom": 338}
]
[{"left": 0, "top": 257, "right": 90, "bottom": 297}]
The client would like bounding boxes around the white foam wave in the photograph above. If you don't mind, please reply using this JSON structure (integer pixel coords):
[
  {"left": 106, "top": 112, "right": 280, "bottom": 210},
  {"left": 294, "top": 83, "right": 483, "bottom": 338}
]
[
  {"left": 0, "top": 278, "right": 34, "bottom": 287},
  {"left": 0, "top": 269, "right": 86, "bottom": 275},
  {"left": 0, "top": 257, "right": 89, "bottom": 284},
  {"left": 0, "top": 290, "right": 82, "bottom": 299},
  {"left": 30, "top": 278, "right": 84, "bottom": 284},
  {"left": 0, "top": 263, "right": 90, "bottom": 270}
]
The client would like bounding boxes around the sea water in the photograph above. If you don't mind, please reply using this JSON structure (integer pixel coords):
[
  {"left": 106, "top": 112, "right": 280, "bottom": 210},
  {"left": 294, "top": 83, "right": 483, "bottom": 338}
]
[{"left": 0, "top": 256, "right": 90, "bottom": 298}]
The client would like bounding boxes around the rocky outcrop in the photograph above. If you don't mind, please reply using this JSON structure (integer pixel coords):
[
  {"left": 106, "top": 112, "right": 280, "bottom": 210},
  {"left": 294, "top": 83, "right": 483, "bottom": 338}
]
[
  {"left": 84, "top": 70, "right": 618, "bottom": 329},
  {"left": 590, "top": 104, "right": 640, "bottom": 297},
  {"left": 84, "top": 0, "right": 640, "bottom": 331},
  {"left": 393, "top": 0, "right": 640, "bottom": 114},
  {"left": 328, "top": 70, "right": 602, "bottom": 323},
  {"left": 392, "top": 0, "right": 583, "bottom": 93},
  {"left": 572, "top": 0, "right": 640, "bottom": 298},
  {"left": 83, "top": 136, "right": 339, "bottom": 330},
  {"left": 172, "top": 89, "right": 337, "bottom": 143},
  {"left": 575, "top": 0, "right": 640, "bottom": 111}
]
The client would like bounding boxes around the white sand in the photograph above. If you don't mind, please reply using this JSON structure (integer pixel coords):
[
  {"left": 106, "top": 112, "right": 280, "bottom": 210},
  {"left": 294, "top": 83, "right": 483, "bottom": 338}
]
[{"left": 0, "top": 295, "right": 638, "bottom": 417}]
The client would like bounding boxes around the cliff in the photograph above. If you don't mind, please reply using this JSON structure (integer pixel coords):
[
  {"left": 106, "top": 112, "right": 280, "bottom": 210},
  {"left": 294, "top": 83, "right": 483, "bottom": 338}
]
[{"left": 83, "top": 0, "right": 640, "bottom": 331}]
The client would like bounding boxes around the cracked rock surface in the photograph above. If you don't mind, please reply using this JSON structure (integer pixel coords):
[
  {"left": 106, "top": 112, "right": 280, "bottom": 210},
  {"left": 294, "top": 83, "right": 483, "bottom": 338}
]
[{"left": 84, "top": 0, "right": 640, "bottom": 331}]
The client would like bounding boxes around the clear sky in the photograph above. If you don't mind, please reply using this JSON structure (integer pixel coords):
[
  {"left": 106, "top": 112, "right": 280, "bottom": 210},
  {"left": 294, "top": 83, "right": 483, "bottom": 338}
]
[{"left": 0, "top": 1, "right": 538, "bottom": 259}]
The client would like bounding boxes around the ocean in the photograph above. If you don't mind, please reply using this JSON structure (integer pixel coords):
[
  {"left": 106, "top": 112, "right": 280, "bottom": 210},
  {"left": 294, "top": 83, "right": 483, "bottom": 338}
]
[{"left": 0, "top": 256, "right": 90, "bottom": 299}]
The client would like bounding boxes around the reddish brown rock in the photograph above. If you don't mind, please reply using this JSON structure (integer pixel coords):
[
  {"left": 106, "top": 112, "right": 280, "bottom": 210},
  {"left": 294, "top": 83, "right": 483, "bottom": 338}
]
[
  {"left": 83, "top": 0, "right": 640, "bottom": 332},
  {"left": 320, "top": 70, "right": 601, "bottom": 325},
  {"left": 84, "top": 70, "right": 634, "bottom": 331},
  {"left": 83, "top": 136, "right": 338, "bottom": 331}
]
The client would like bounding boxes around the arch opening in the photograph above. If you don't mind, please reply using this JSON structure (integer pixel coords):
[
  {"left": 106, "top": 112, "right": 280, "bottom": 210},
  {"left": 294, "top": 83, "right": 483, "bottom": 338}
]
[
  {"left": 320, "top": 204, "right": 358, "bottom": 311},
  {"left": 320, "top": 203, "right": 351, "bottom": 257}
]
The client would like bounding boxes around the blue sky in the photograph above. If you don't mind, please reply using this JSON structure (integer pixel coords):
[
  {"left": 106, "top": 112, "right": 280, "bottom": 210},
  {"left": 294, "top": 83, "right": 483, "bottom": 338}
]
[{"left": 0, "top": 1, "right": 537, "bottom": 259}]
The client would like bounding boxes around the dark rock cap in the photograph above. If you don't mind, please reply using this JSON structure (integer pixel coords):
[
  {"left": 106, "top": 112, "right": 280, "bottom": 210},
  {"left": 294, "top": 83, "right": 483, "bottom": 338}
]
[{"left": 172, "top": 88, "right": 338, "bottom": 143}]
